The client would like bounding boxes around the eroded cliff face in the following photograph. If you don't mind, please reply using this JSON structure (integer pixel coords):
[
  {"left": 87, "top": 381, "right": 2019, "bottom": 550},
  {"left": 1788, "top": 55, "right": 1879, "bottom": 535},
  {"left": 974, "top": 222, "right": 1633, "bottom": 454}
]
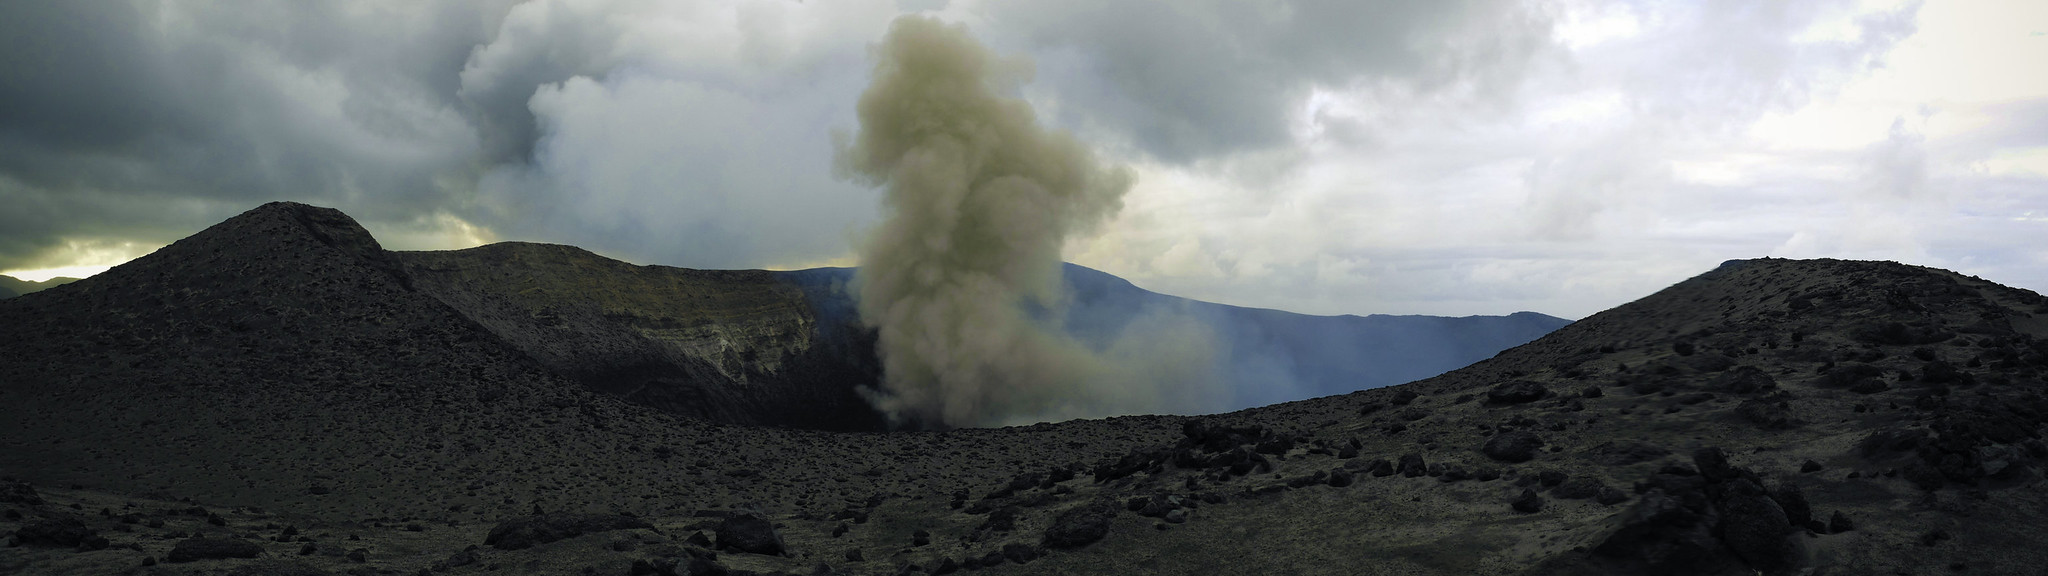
[
  {"left": 395, "top": 243, "right": 884, "bottom": 430},
  {"left": 399, "top": 243, "right": 813, "bottom": 383}
]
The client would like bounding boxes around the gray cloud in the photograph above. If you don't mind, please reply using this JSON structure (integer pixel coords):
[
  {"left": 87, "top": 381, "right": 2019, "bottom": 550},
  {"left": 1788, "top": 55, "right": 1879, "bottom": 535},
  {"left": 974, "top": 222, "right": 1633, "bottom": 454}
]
[
  {"left": 0, "top": 1, "right": 516, "bottom": 269},
  {"left": 456, "top": 1, "right": 628, "bottom": 164},
  {"left": 978, "top": 0, "right": 1553, "bottom": 161}
]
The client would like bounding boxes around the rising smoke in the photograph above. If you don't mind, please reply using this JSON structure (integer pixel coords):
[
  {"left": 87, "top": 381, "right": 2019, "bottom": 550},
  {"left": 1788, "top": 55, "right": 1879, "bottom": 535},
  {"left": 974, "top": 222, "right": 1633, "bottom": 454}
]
[{"left": 836, "top": 16, "right": 1227, "bottom": 428}]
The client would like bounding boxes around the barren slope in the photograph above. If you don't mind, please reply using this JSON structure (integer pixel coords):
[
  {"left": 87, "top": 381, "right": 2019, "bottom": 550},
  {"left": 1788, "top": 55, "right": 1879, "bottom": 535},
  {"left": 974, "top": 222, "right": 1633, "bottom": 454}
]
[{"left": 4, "top": 204, "right": 2046, "bottom": 575}]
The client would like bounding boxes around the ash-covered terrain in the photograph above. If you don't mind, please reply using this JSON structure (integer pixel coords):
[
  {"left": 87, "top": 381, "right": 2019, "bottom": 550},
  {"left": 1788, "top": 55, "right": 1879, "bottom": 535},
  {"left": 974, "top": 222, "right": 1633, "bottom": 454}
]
[{"left": 5, "top": 202, "right": 2048, "bottom": 575}]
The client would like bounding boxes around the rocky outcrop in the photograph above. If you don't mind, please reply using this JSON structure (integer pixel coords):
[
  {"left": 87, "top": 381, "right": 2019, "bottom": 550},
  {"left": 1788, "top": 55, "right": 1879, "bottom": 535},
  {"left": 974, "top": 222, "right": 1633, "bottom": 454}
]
[{"left": 397, "top": 243, "right": 887, "bottom": 431}]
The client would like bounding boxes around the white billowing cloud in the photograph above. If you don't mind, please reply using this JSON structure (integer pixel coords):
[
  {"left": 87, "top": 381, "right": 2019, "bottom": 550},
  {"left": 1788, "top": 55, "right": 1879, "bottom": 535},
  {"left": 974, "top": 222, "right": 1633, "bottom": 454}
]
[
  {"left": 1070, "top": 0, "right": 2048, "bottom": 319},
  {"left": 464, "top": 0, "right": 901, "bottom": 269}
]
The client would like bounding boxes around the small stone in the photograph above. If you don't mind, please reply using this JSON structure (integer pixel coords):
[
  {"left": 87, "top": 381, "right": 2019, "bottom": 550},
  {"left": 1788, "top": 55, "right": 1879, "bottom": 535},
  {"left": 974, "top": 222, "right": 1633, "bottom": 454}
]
[
  {"left": 1828, "top": 511, "right": 1855, "bottom": 533},
  {"left": 1511, "top": 489, "right": 1544, "bottom": 513}
]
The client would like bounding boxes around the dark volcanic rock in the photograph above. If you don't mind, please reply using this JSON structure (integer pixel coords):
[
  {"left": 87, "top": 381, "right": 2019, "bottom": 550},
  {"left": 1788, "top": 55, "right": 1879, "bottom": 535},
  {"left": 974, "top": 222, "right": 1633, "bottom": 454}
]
[
  {"left": 1552, "top": 476, "right": 1609, "bottom": 500},
  {"left": 167, "top": 537, "right": 265, "bottom": 562},
  {"left": 1717, "top": 480, "right": 1798, "bottom": 572},
  {"left": 1511, "top": 489, "right": 1544, "bottom": 513},
  {"left": 1365, "top": 458, "right": 1396, "bottom": 477},
  {"left": 1593, "top": 489, "right": 1732, "bottom": 574},
  {"left": 1589, "top": 441, "right": 1672, "bottom": 465},
  {"left": 1828, "top": 511, "right": 1855, "bottom": 533},
  {"left": 224, "top": 560, "right": 334, "bottom": 576},
  {"left": 13, "top": 516, "right": 94, "bottom": 547},
  {"left": 1001, "top": 543, "right": 1040, "bottom": 564},
  {"left": 1481, "top": 430, "right": 1544, "bottom": 463},
  {"left": 484, "top": 513, "right": 652, "bottom": 551},
  {"left": 1043, "top": 499, "right": 1118, "bottom": 549},
  {"left": 1691, "top": 447, "right": 1740, "bottom": 483},
  {"left": 716, "top": 513, "right": 786, "bottom": 556},
  {"left": 1712, "top": 366, "right": 1777, "bottom": 394},
  {"left": 0, "top": 481, "right": 41, "bottom": 505},
  {"left": 1486, "top": 380, "right": 1549, "bottom": 404},
  {"left": 1397, "top": 453, "right": 1429, "bottom": 477},
  {"left": 1735, "top": 397, "right": 1800, "bottom": 430},
  {"left": 1767, "top": 483, "right": 1813, "bottom": 528}
]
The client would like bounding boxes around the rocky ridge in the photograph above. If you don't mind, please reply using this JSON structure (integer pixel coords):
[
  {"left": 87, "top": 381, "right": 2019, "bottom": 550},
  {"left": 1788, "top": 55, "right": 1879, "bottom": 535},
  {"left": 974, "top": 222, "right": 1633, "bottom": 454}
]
[{"left": 3, "top": 203, "right": 2047, "bottom": 574}]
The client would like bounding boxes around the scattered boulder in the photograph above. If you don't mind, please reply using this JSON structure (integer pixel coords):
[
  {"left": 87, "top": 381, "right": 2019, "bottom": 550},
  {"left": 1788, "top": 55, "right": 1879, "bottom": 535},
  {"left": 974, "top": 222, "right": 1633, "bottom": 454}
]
[
  {"left": 1001, "top": 543, "right": 1040, "bottom": 564},
  {"left": 1511, "top": 489, "right": 1544, "bottom": 513},
  {"left": 1486, "top": 381, "right": 1549, "bottom": 405},
  {"left": 224, "top": 560, "right": 333, "bottom": 576},
  {"left": 1589, "top": 441, "right": 1672, "bottom": 465},
  {"left": 167, "top": 537, "right": 265, "bottom": 562},
  {"left": 1390, "top": 390, "right": 1420, "bottom": 406},
  {"left": 1365, "top": 458, "right": 1396, "bottom": 477},
  {"left": 1692, "top": 447, "right": 1741, "bottom": 483},
  {"left": 1552, "top": 476, "right": 1609, "bottom": 500},
  {"left": 1684, "top": 353, "right": 1736, "bottom": 373},
  {"left": 1482, "top": 431, "right": 1544, "bottom": 463},
  {"left": 0, "top": 481, "right": 41, "bottom": 505},
  {"left": 1716, "top": 480, "right": 1799, "bottom": 572},
  {"left": 482, "top": 513, "right": 652, "bottom": 551},
  {"left": 1397, "top": 453, "right": 1429, "bottom": 477},
  {"left": 1828, "top": 511, "right": 1855, "bottom": 533},
  {"left": 1735, "top": 398, "right": 1800, "bottom": 430},
  {"left": 1857, "top": 322, "right": 1953, "bottom": 346},
  {"left": 1712, "top": 367, "right": 1777, "bottom": 394},
  {"left": 1900, "top": 461, "right": 1945, "bottom": 491},
  {"left": 1043, "top": 499, "right": 1118, "bottom": 549},
  {"left": 715, "top": 513, "right": 785, "bottom": 556},
  {"left": 1596, "top": 487, "right": 1632, "bottom": 506},
  {"left": 1822, "top": 364, "right": 1888, "bottom": 391},
  {"left": 1766, "top": 483, "right": 1812, "bottom": 528},
  {"left": 13, "top": 517, "right": 94, "bottom": 547},
  {"left": 1592, "top": 489, "right": 1733, "bottom": 574}
]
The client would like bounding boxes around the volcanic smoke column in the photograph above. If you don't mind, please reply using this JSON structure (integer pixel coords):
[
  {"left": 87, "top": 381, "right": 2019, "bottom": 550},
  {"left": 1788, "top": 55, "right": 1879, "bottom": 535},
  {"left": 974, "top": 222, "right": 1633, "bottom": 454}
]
[{"left": 836, "top": 17, "right": 1158, "bottom": 427}]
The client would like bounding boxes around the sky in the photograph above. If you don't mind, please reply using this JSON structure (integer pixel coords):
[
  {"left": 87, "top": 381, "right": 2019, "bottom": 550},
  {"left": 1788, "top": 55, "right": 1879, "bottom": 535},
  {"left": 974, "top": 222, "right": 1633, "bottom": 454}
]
[{"left": 1, "top": 0, "right": 2044, "bottom": 320}]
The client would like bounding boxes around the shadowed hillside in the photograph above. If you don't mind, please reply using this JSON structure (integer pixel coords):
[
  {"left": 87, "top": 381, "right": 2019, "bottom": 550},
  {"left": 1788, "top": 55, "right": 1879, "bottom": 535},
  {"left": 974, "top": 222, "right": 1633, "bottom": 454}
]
[
  {"left": 397, "top": 243, "right": 888, "bottom": 431},
  {"left": 5, "top": 203, "right": 2048, "bottom": 575}
]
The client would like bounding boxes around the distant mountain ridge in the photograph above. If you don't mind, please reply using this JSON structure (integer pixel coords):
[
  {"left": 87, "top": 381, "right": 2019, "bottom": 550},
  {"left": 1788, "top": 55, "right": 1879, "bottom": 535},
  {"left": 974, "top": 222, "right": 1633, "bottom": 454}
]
[
  {"left": 0, "top": 202, "right": 1567, "bottom": 432},
  {"left": 0, "top": 274, "right": 79, "bottom": 299},
  {"left": 779, "top": 265, "right": 1571, "bottom": 411}
]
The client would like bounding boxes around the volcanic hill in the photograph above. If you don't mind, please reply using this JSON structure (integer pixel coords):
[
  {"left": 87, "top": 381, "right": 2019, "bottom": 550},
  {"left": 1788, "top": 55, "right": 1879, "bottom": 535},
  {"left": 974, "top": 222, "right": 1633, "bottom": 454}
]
[{"left": 4, "top": 202, "right": 2048, "bottom": 575}]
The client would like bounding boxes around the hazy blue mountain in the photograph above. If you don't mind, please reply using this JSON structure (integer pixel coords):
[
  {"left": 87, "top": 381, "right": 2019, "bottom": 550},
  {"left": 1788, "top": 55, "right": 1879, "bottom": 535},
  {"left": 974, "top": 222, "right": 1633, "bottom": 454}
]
[{"left": 777, "top": 264, "right": 1571, "bottom": 411}]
